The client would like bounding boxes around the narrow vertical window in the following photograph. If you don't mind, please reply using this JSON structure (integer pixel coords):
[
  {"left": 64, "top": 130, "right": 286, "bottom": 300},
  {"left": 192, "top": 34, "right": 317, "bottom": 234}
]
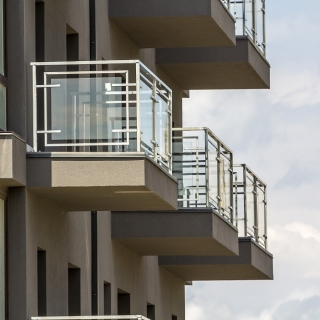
[
  {"left": 104, "top": 282, "right": 111, "bottom": 315},
  {"left": 147, "top": 303, "right": 155, "bottom": 320},
  {"left": 0, "top": 199, "right": 5, "bottom": 320},
  {"left": 0, "top": 0, "right": 6, "bottom": 131},
  {"left": 66, "top": 25, "right": 79, "bottom": 72},
  {"left": 68, "top": 266, "right": 81, "bottom": 316},
  {"left": 37, "top": 249, "right": 47, "bottom": 316},
  {"left": 117, "top": 289, "right": 130, "bottom": 315}
]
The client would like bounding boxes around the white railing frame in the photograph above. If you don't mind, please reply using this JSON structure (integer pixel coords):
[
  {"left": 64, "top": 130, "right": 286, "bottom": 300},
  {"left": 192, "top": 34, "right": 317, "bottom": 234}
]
[
  {"left": 30, "top": 60, "right": 172, "bottom": 173},
  {"left": 172, "top": 127, "right": 234, "bottom": 224},
  {"left": 233, "top": 164, "right": 268, "bottom": 249},
  {"left": 31, "top": 316, "right": 150, "bottom": 320}
]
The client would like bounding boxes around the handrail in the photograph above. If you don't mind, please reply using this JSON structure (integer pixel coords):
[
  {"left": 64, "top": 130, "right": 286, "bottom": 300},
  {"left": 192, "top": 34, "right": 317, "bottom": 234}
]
[{"left": 31, "top": 316, "right": 150, "bottom": 320}]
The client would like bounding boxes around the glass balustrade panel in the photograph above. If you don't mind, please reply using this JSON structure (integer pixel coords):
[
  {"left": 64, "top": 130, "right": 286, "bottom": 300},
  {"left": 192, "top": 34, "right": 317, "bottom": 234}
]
[
  {"left": 257, "top": 185, "right": 266, "bottom": 247},
  {"left": 246, "top": 174, "right": 255, "bottom": 238},
  {"left": 221, "top": 152, "right": 232, "bottom": 219},
  {"left": 140, "top": 80, "right": 154, "bottom": 157},
  {"left": 156, "top": 92, "right": 170, "bottom": 168},
  {"left": 208, "top": 139, "right": 219, "bottom": 210},
  {"left": 255, "top": 0, "right": 265, "bottom": 54},
  {"left": 47, "top": 76, "right": 128, "bottom": 152},
  {"left": 245, "top": 0, "right": 254, "bottom": 40}
]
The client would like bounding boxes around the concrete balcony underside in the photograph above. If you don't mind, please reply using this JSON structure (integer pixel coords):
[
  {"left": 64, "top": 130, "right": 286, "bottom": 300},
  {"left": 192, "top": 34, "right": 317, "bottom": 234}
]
[
  {"left": 156, "top": 36, "right": 270, "bottom": 89},
  {"left": 0, "top": 132, "right": 26, "bottom": 187},
  {"left": 159, "top": 238, "right": 273, "bottom": 280},
  {"left": 109, "top": 0, "right": 235, "bottom": 48},
  {"left": 26, "top": 153, "right": 177, "bottom": 211},
  {"left": 112, "top": 208, "right": 239, "bottom": 256}
]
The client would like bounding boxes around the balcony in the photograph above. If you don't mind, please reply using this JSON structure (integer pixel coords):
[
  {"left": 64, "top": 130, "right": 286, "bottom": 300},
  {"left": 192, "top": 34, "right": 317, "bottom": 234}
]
[
  {"left": 156, "top": 1, "right": 268, "bottom": 89},
  {"left": 234, "top": 164, "right": 268, "bottom": 249},
  {"left": 159, "top": 237, "right": 273, "bottom": 281},
  {"left": 110, "top": 128, "right": 239, "bottom": 257},
  {"left": 109, "top": 0, "right": 236, "bottom": 48},
  {"left": 173, "top": 128, "right": 233, "bottom": 223},
  {"left": 27, "top": 60, "right": 177, "bottom": 211},
  {"left": 0, "top": 132, "right": 26, "bottom": 187}
]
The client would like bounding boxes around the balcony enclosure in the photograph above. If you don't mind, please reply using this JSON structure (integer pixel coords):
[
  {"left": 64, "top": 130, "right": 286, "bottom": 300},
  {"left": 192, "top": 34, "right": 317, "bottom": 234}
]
[
  {"left": 31, "top": 60, "right": 172, "bottom": 173},
  {"left": 229, "top": 0, "right": 266, "bottom": 56},
  {"left": 233, "top": 164, "right": 267, "bottom": 249},
  {"left": 172, "top": 128, "right": 233, "bottom": 223}
]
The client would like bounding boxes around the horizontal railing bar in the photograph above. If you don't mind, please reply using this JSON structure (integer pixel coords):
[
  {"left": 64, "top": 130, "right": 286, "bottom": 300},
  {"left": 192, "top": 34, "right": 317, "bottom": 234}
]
[{"left": 31, "top": 316, "right": 150, "bottom": 320}]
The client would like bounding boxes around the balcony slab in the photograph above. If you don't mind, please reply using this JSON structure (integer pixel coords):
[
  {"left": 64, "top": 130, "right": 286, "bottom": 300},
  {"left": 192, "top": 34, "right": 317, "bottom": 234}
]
[
  {"left": 112, "top": 208, "right": 239, "bottom": 256},
  {"left": 159, "top": 238, "right": 273, "bottom": 280},
  {"left": 156, "top": 36, "right": 270, "bottom": 89},
  {"left": 26, "top": 153, "right": 177, "bottom": 211},
  {"left": 0, "top": 132, "right": 26, "bottom": 187},
  {"left": 109, "top": 0, "right": 235, "bottom": 48}
]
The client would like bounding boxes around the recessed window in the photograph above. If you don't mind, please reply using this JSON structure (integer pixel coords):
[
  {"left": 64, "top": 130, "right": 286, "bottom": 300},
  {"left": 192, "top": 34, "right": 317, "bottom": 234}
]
[
  {"left": 118, "top": 289, "right": 130, "bottom": 315},
  {"left": 147, "top": 303, "right": 155, "bottom": 320},
  {"left": 68, "top": 265, "right": 81, "bottom": 316},
  {"left": 0, "top": 199, "right": 5, "bottom": 320},
  {"left": 104, "top": 282, "right": 111, "bottom": 315},
  {"left": 37, "top": 249, "right": 47, "bottom": 316}
]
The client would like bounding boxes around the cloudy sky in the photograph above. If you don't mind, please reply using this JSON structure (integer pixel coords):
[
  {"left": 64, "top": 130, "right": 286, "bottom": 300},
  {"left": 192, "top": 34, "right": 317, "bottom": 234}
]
[{"left": 184, "top": 0, "right": 320, "bottom": 319}]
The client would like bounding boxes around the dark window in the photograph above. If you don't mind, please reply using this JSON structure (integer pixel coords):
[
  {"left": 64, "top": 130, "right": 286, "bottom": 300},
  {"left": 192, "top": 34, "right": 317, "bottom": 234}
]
[
  {"left": 104, "top": 282, "right": 111, "bottom": 315},
  {"left": 0, "top": 199, "right": 5, "bottom": 319},
  {"left": 0, "top": 0, "right": 6, "bottom": 131},
  {"left": 37, "top": 249, "right": 47, "bottom": 316},
  {"left": 66, "top": 25, "right": 79, "bottom": 73},
  {"left": 147, "top": 303, "right": 155, "bottom": 320},
  {"left": 117, "top": 289, "right": 130, "bottom": 315},
  {"left": 68, "top": 266, "right": 81, "bottom": 316}
]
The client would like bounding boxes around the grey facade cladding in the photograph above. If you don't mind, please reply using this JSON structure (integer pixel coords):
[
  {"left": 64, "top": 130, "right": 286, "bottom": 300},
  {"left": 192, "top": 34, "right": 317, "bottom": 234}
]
[{"left": 0, "top": 1, "right": 272, "bottom": 320}]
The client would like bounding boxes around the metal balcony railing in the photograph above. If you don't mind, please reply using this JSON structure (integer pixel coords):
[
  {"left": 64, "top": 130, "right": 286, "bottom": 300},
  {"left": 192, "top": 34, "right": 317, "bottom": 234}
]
[
  {"left": 31, "top": 316, "right": 150, "bottom": 320},
  {"left": 233, "top": 164, "right": 268, "bottom": 249},
  {"left": 230, "top": 0, "right": 266, "bottom": 56},
  {"left": 172, "top": 128, "right": 234, "bottom": 223},
  {"left": 31, "top": 60, "right": 172, "bottom": 173}
]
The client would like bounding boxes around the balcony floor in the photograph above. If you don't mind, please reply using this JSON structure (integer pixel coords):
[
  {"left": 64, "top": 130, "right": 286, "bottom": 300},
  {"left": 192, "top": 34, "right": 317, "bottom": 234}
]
[
  {"left": 112, "top": 208, "right": 239, "bottom": 256},
  {"left": 159, "top": 238, "right": 273, "bottom": 280},
  {"left": 26, "top": 153, "right": 177, "bottom": 211},
  {"left": 156, "top": 36, "right": 270, "bottom": 89},
  {"left": 109, "top": 0, "right": 235, "bottom": 48}
]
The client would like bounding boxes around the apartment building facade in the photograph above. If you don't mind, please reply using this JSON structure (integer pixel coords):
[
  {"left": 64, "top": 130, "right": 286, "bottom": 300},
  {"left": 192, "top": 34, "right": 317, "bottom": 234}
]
[{"left": 0, "top": 1, "right": 273, "bottom": 320}]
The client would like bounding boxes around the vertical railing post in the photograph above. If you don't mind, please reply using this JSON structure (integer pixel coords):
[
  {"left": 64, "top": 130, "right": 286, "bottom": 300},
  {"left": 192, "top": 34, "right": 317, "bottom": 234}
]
[
  {"left": 242, "top": 0, "right": 246, "bottom": 36},
  {"left": 136, "top": 62, "right": 141, "bottom": 152},
  {"left": 204, "top": 129, "right": 210, "bottom": 207},
  {"left": 252, "top": 0, "right": 257, "bottom": 45},
  {"left": 229, "top": 152, "right": 234, "bottom": 224},
  {"left": 264, "top": 184, "right": 268, "bottom": 249},
  {"left": 233, "top": 172, "right": 238, "bottom": 229},
  {"left": 217, "top": 141, "right": 221, "bottom": 215},
  {"left": 253, "top": 174, "right": 259, "bottom": 243},
  {"left": 243, "top": 165, "right": 248, "bottom": 237},
  {"left": 262, "top": 0, "right": 266, "bottom": 55},
  {"left": 168, "top": 92, "right": 173, "bottom": 174},
  {"left": 32, "top": 64, "right": 38, "bottom": 152},
  {"left": 125, "top": 70, "right": 130, "bottom": 148},
  {"left": 152, "top": 78, "right": 158, "bottom": 162}
]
